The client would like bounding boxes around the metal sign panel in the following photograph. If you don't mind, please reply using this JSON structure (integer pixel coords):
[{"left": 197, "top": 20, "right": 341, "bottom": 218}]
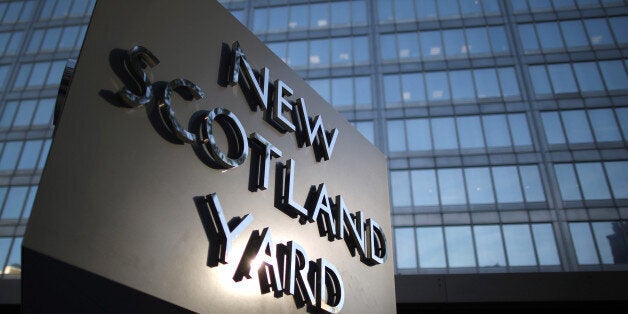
[{"left": 23, "top": 0, "right": 395, "bottom": 313}]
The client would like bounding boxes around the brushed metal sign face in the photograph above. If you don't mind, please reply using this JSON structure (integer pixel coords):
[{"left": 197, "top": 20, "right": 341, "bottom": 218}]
[{"left": 23, "top": 0, "right": 396, "bottom": 313}]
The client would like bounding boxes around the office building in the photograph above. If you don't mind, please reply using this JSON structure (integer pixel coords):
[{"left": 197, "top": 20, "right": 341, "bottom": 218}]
[{"left": 1, "top": 0, "right": 628, "bottom": 311}]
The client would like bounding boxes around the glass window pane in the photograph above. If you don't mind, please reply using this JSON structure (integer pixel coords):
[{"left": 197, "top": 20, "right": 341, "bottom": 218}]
[
  {"left": 508, "top": 114, "right": 532, "bottom": 146},
  {"left": 309, "top": 3, "right": 328, "bottom": 29},
  {"left": 432, "top": 117, "right": 457, "bottom": 150},
  {"left": 390, "top": 171, "right": 411, "bottom": 207},
  {"left": 438, "top": 168, "right": 466, "bottom": 205},
  {"left": 575, "top": 162, "right": 611, "bottom": 200},
  {"left": 599, "top": 60, "right": 628, "bottom": 91},
  {"left": 268, "top": 6, "right": 288, "bottom": 32},
  {"left": 307, "top": 79, "right": 330, "bottom": 103},
  {"left": 443, "top": 29, "right": 466, "bottom": 58},
  {"left": 395, "top": 228, "right": 417, "bottom": 268},
  {"left": 59, "top": 25, "right": 79, "bottom": 50},
  {"left": 401, "top": 73, "right": 425, "bottom": 104},
  {"left": 529, "top": 65, "right": 551, "bottom": 96},
  {"left": 21, "top": 186, "right": 37, "bottom": 219},
  {"left": 503, "top": 225, "right": 537, "bottom": 266},
  {"left": 518, "top": 24, "right": 539, "bottom": 52},
  {"left": 287, "top": 41, "right": 307, "bottom": 68},
  {"left": 541, "top": 111, "right": 566, "bottom": 144},
  {"left": 609, "top": 16, "right": 628, "bottom": 45},
  {"left": 450, "top": 70, "right": 474, "bottom": 101},
  {"left": 397, "top": 32, "right": 419, "bottom": 60},
  {"left": 537, "top": 22, "right": 564, "bottom": 50},
  {"left": 353, "top": 36, "right": 369, "bottom": 64},
  {"left": 584, "top": 18, "right": 614, "bottom": 46},
  {"left": 438, "top": 0, "right": 460, "bottom": 19},
  {"left": 0, "top": 238, "right": 11, "bottom": 270},
  {"left": 465, "top": 167, "right": 494, "bottom": 204},
  {"left": 415, "top": 0, "right": 437, "bottom": 20},
  {"left": 309, "top": 39, "right": 329, "bottom": 67},
  {"left": 380, "top": 34, "right": 397, "bottom": 61},
  {"left": 460, "top": 0, "right": 483, "bottom": 16},
  {"left": 618, "top": 108, "right": 628, "bottom": 139},
  {"left": 420, "top": 31, "right": 443, "bottom": 60},
  {"left": 555, "top": 164, "right": 581, "bottom": 201},
  {"left": 378, "top": 0, "right": 394, "bottom": 21},
  {"left": 416, "top": 227, "right": 447, "bottom": 268},
  {"left": 354, "top": 77, "right": 371, "bottom": 108},
  {"left": 532, "top": 224, "right": 560, "bottom": 265},
  {"left": 457, "top": 116, "right": 484, "bottom": 149},
  {"left": 562, "top": 110, "right": 593, "bottom": 143},
  {"left": 387, "top": 120, "right": 406, "bottom": 152},
  {"left": 605, "top": 161, "right": 628, "bottom": 199},
  {"left": 13, "top": 99, "right": 36, "bottom": 127},
  {"left": 483, "top": 115, "right": 511, "bottom": 147},
  {"left": 589, "top": 109, "right": 621, "bottom": 142},
  {"left": 591, "top": 222, "right": 627, "bottom": 264},
  {"left": 474, "top": 68, "right": 499, "bottom": 98},
  {"left": 0, "top": 101, "right": 17, "bottom": 128},
  {"left": 560, "top": 20, "right": 589, "bottom": 49},
  {"left": 411, "top": 170, "right": 439, "bottom": 206},
  {"left": 38, "top": 139, "right": 52, "bottom": 169},
  {"left": 331, "top": 1, "right": 350, "bottom": 26},
  {"left": 573, "top": 62, "right": 604, "bottom": 92},
  {"left": 548, "top": 64, "right": 577, "bottom": 94},
  {"left": 425, "top": 72, "right": 449, "bottom": 102},
  {"left": 41, "top": 27, "right": 61, "bottom": 51},
  {"left": 492, "top": 166, "right": 523, "bottom": 203},
  {"left": 489, "top": 26, "right": 509, "bottom": 53},
  {"left": 384, "top": 75, "right": 401, "bottom": 107},
  {"left": 0, "top": 141, "right": 23, "bottom": 171},
  {"left": 351, "top": 1, "right": 367, "bottom": 25},
  {"left": 1, "top": 186, "right": 28, "bottom": 219},
  {"left": 27, "top": 62, "right": 49, "bottom": 88},
  {"left": 6, "top": 237, "right": 22, "bottom": 273},
  {"left": 17, "top": 140, "right": 42, "bottom": 170},
  {"left": 406, "top": 118, "right": 432, "bottom": 151},
  {"left": 498, "top": 67, "right": 520, "bottom": 97},
  {"left": 331, "top": 37, "right": 351, "bottom": 65},
  {"left": 355, "top": 121, "right": 374, "bottom": 144},
  {"left": 267, "top": 42, "right": 286, "bottom": 62},
  {"left": 474, "top": 225, "right": 506, "bottom": 267},
  {"left": 394, "top": 0, "right": 415, "bottom": 22},
  {"left": 331, "top": 77, "right": 352, "bottom": 107},
  {"left": 288, "top": 4, "right": 307, "bottom": 30},
  {"left": 445, "top": 226, "right": 476, "bottom": 267},
  {"left": 46, "top": 60, "right": 65, "bottom": 86},
  {"left": 520, "top": 165, "right": 546, "bottom": 202},
  {"left": 570, "top": 222, "right": 599, "bottom": 265},
  {"left": 253, "top": 8, "right": 268, "bottom": 32},
  {"left": 465, "top": 27, "right": 490, "bottom": 55}
]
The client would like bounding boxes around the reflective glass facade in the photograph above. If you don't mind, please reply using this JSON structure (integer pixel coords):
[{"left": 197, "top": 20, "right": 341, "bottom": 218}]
[{"left": 0, "top": 0, "right": 627, "bottom": 288}]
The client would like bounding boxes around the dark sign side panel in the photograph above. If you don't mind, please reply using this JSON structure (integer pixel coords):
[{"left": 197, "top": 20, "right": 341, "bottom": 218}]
[{"left": 24, "top": 0, "right": 395, "bottom": 313}]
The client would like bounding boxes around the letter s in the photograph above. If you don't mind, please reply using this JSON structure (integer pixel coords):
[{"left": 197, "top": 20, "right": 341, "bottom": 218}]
[{"left": 117, "top": 46, "right": 160, "bottom": 108}]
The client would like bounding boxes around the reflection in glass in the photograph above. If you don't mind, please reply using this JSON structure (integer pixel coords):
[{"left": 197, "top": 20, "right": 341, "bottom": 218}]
[
  {"left": 575, "top": 163, "right": 611, "bottom": 200},
  {"left": 492, "top": 166, "right": 523, "bottom": 203},
  {"left": 589, "top": 109, "right": 621, "bottom": 142},
  {"left": 474, "top": 225, "right": 506, "bottom": 267},
  {"left": 570, "top": 223, "right": 599, "bottom": 265},
  {"left": 417, "top": 227, "right": 447, "bottom": 268},
  {"left": 438, "top": 169, "right": 466, "bottom": 205},
  {"left": 445, "top": 226, "right": 476, "bottom": 267},
  {"left": 520, "top": 165, "right": 546, "bottom": 202},
  {"left": 605, "top": 161, "right": 628, "bottom": 199},
  {"left": 562, "top": 110, "right": 593, "bottom": 144},
  {"left": 406, "top": 118, "right": 432, "bottom": 151},
  {"left": 503, "top": 224, "right": 536, "bottom": 266},
  {"left": 390, "top": 171, "right": 411, "bottom": 207},
  {"left": 395, "top": 228, "right": 417, "bottom": 268},
  {"left": 532, "top": 224, "right": 560, "bottom": 265},
  {"left": 554, "top": 164, "right": 581, "bottom": 201},
  {"left": 465, "top": 168, "right": 495, "bottom": 204},
  {"left": 411, "top": 170, "right": 439, "bottom": 206}
]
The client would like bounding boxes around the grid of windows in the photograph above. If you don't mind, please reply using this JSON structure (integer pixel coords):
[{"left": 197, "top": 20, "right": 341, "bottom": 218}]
[
  {"left": 0, "top": 0, "right": 627, "bottom": 283},
  {"left": 381, "top": 26, "right": 510, "bottom": 62},
  {"left": 267, "top": 36, "right": 370, "bottom": 69},
  {"left": 529, "top": 60, "right": 628, "bottom": 96},
  {"left": 541, "top": 108, "right": 628, "bottom": 145},
  {"left": 387, "top": 113, "right": 532, "bottom": 153},
  {"left": 253, "top": 0, "right": 367, "bottom": 33},
  {"left": 0, "top": 0, "right": 95, "bottom": 281},
  {"left": 383, "top": 67, "right": 520, "bottom": 106},
  {"left": 377, "top": 0, "right": 501, "bottom": 23},
  {"left": 395, "top": 223, "right": 560, "bottom": 270},
  {"left": 390, "top": 164, "right": 546, "bottom": 210}
]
